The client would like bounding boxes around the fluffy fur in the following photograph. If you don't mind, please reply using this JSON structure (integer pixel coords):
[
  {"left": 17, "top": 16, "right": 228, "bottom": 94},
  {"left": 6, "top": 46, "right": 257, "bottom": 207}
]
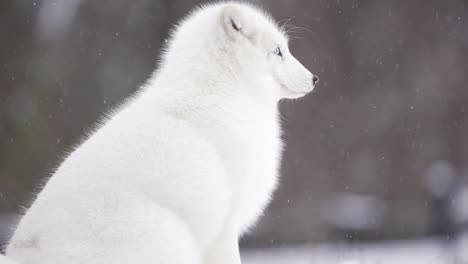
[{"left": 2, "top": 2, "right": 317, "bottom": 264}]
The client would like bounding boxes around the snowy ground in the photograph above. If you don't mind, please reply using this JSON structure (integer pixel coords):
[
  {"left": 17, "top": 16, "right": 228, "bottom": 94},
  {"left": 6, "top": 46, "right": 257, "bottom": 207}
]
[{"left": 241, "top": 238, "right": 462, "bottom": 264}]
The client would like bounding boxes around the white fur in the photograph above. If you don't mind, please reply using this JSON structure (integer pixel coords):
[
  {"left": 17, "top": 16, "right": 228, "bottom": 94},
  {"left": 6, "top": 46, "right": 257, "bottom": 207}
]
[{"left": 2, "top": 2, "right": 316, "bottom": 264}]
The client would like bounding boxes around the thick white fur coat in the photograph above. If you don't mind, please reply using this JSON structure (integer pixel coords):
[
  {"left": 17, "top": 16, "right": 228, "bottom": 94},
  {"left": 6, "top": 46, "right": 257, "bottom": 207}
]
[{"left": 2, "top": 2, "right": 316, "bottom": 263}]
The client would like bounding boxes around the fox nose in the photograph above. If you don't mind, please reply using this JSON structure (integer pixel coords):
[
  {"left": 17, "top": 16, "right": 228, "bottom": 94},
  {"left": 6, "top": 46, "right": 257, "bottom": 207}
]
[{"left": 312, "top": 75, "right": 319, "bottom": 85}]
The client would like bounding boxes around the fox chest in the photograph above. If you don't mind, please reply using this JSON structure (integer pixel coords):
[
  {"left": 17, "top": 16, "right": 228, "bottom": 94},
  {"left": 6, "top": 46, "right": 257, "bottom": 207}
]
[{"left": 218, "top": 120, "right": 283, "bottom": 229}]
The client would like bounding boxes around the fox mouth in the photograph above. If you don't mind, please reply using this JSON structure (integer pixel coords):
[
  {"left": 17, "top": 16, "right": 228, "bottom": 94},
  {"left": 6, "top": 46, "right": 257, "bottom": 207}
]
[{"left": 277, "top": 77, "right": 314, "bottom": 98}]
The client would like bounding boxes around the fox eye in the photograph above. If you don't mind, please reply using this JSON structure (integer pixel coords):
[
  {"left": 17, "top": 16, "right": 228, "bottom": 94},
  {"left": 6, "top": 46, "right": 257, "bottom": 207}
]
[{"left": 273, "top": 46, "right": 282, "bottom": 57}]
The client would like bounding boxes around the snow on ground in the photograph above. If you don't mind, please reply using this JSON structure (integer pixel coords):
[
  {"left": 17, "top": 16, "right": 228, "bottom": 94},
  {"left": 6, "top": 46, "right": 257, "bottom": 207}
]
[{"left": 241, "top": 239, "right": 456, "bottom": 264}]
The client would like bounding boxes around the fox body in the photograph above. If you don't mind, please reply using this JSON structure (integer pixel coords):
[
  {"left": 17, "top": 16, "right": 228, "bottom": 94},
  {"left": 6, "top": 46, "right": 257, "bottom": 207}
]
[{"left": 2, "top": 2, "right": 317, "bottom": 264}]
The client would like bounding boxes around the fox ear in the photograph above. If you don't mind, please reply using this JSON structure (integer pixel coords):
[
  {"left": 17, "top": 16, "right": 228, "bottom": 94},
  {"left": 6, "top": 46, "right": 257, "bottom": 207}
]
[{"left": 221, "top": 4, "right": 256, "bottom": 40}]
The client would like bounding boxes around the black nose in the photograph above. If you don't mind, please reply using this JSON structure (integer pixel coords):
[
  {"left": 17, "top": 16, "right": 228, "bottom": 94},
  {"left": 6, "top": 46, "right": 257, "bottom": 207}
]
[{"left": 312, "top": 75, "right": 319, "bottom": 85}]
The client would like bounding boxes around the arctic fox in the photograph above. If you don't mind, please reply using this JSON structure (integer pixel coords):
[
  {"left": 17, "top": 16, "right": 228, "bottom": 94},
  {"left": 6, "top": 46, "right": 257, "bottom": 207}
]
[{"left": 1, "top": 2, "right": 318, "bottom": 264}]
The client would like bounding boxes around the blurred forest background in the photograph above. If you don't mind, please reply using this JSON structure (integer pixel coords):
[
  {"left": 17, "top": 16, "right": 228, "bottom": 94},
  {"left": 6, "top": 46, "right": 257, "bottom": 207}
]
[{"left": 1, "top": 0, "right": 468, "bottom": 254}]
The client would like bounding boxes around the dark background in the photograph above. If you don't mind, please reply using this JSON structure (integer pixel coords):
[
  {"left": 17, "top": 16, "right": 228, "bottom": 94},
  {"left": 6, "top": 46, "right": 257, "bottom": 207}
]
[{"left": 1, "top": 0, "right": 468, "bottom": 250}]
